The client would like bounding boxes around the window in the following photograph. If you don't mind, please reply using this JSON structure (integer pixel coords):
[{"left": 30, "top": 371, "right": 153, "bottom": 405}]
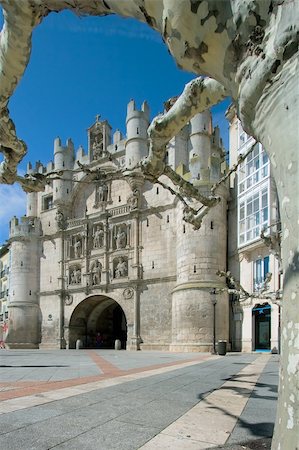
[
  {"left": 238, "top": 122, "right": 249, "bottom": 147},
  {"left": 43, "top": 195, "right": 53, "bottom": 211},
  {"left": 238, "top": 185, "right": 269, "bottom": 246},
  {"left": 238, "top": 144, "right": 269, "bottom": 195},
  {"left": 253, "top": 256, "right": 269, "bottom": 291}
]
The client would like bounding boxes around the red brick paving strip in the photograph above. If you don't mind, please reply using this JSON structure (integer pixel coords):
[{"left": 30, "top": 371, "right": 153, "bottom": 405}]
[{"left": 0, "top": 353, "right": 214, "bottom": 401}]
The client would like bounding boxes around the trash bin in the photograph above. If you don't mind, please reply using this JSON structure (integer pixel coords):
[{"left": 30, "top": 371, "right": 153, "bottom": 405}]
[
  {"left": 218, "top": 340, "right": 227, "bottom": 356},
  {"left": 115, "top": 339, "right": 121, "bottom": 350},
  {"left": 76, "top": 339, "right": 83, "bottom": 350}
]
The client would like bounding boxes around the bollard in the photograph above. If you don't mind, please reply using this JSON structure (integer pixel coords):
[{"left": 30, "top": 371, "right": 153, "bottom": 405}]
[
  {"left": 115, "top": 339, "right": 121, "bottom": 350},
  {"left": 76, "top": 339, "right": 83, "bottom": 350}
]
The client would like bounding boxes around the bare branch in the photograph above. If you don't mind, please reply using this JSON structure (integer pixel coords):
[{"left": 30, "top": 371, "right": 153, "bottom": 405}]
[
  {"left": 260, "top": 225, "right": 282, "bottom": 267},
  {"left": 217, "top": 270, "right": 282, "bottom": 304},
  {"left": 211, "top": 140, "right": 258, "bottom": 195},
  {"left": 143, "top": 77, "right": 228, "bottom": 178}
]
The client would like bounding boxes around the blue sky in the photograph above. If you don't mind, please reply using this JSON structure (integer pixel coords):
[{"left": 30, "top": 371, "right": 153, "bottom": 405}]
[{"left": 0, "top": 9, "right": 230, "bottom": 244}]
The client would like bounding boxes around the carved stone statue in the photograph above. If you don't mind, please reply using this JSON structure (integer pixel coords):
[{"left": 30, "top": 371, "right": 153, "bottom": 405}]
[
  {"left": 90, "top": 259, "right": 102, "bottom": 285},
  {"left": 92, "top": 134, "right": 103, "bottom": 160},
  {"left": 115, "top": 257, "right": 127, "bottom": 278},
  {"left": 75, "top": 268, "right": 81, "bottom": 284},
  {"left": 115, "top": 227, "right": 127, "bottom": 249},
  {"left": 93, "top": 225, "right": 104, "bottom": 249},
  {"left": 74, "top": 236, "right": 82, "bottom": 258},
  {"left": 99, "top": 183, "right": 108, "bottom": 202},
  {"left": 127, "top": 188, "right": 140, "bottom": 210},
  {"left": 55, "top": 209, "right": 67, "bottom": 230},
  {"left": 70, "top": 267, "right": 81, "bottom": 285}
]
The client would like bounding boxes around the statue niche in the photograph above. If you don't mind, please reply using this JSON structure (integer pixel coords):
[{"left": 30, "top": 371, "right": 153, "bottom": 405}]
[
  {"left": 90, "top": 259, "right": 102, "bottom": 285},
  {"left": 113, "top": 224, "right": 127, "bottom": 250},
  {"left": 72, "top": 234, "right": 83, "bottom": 259},
  {"left": 114, "top": 256, "right": 128, "bottom": 279},
  {"left": 91, "top": 130, "right": 104, "bottom": 160},
  {"left": 92, "top": 223, "right": 104, "bottom": 249},
  {"left": 127, "top": 188, "right": 140, "bottom": 210},
  {"left": 94, "top": 182, "right": 108, "bottom": 207},
  {"left": 69, "top": 266, "right": 82, "bottom": 285}
]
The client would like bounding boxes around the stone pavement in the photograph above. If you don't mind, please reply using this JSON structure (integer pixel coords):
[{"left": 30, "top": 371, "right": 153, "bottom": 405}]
[{"left": 0, "top": 350, "right": 278, "bottom": 450}]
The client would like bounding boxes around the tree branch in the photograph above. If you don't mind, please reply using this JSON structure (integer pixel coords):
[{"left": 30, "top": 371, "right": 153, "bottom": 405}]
[{"left": 143, "top": 77, "right": 228, "bottom": 178}]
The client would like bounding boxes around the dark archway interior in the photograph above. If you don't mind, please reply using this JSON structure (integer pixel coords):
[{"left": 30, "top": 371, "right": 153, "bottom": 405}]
[
  {"left": 253, "top": 303, "right": 271, "bottom": 350},
  {"left": 68, "top": 296, "right": 127, "bottom": 349},
  {"left": 95, "top": 303, "right": 127, "bottom": 349}
]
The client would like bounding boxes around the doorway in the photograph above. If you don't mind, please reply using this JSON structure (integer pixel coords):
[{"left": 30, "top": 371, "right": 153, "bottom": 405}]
[
  {"left": 68, "top": 295, "right": 127, "bottom": 349},
  {"left": 253, "top": 303, "right": 271, "bottom": 350}
]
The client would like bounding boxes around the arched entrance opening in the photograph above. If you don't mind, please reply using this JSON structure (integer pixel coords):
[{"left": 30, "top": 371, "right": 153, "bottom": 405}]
[
  {"left": 68, "top": 296, "right": 127, "bottom": 349},
  {"left": 252, "top": 303, "right": 271, "bottom": 351}
]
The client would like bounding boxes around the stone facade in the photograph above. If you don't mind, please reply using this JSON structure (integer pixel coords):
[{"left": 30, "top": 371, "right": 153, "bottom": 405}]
[
  {"left": 227, "top": 107, "right": 281, "bottom": 354},
  {"left": 5, "top": 101, "right": 229, "bottom": 351},
  {"left": 0, "top": 244, "right": 9, "bottom": 344}
]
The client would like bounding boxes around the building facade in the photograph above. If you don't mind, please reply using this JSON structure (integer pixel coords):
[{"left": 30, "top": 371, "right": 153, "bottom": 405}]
[
  {"left": 227, "top": 106, "right": 281, "bottom": 353},
  {"left": 0, "top": 244, "right": 9, "bottom": 345},
  {"left": 4, "top": 100, "right": 230, "bottom": 352}
]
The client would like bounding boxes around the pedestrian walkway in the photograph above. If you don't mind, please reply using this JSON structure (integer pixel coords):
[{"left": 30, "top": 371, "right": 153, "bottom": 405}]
[{"left": 0, "top": 350, "right": 278, "bottom": 449}]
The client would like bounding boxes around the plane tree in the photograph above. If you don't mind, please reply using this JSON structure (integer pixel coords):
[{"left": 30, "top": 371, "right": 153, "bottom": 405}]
[{"left": 0, "top": 2, "right": 298, "bottom": 448}]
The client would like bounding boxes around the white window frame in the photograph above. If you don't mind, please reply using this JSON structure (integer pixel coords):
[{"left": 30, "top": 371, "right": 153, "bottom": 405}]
[
  {"left": 238, "top": 181, "right": 270, "bottom": 247},
  {"left": 238, "top": 143, "right": 269, "bottom": 196},
  {"left": 253, "top": 256, "right": 270, "bottom": 291}
]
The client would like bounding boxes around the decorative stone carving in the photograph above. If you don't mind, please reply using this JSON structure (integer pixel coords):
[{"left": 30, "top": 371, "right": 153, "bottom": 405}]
[
  {"left": 94, "top": 182, "right": 108, "bottom": 207},
  {"left": 123, "top": 287, "right": 134, "bottom": 299},
  {"left": 64, "top": 294, "right": 73, "bottom": 305},
  {"left": 73, "top": 236, "right": 82, "bottom": 258},
  {"left": 127, "top": 188, "right": 140, "bottom": 210},
  {"left": 114, "top": 257, "right": 128, "bottom": 278},
  {"left": 90, "top": 259, "right": 102, "bottom": 285},
  {"left": 55, "top": 209, "right": 67, "bottom": 230},
  {"left": 114, "top": 225, "right": 127, "bottom": 250},
  {"left": 69, "top": 267, "right": 81, "bottom": 285},
  {"left": 91, "top": 128, "right": 104, "bottom": 160},
  {"left": 93, "top": 224, "right": 104, "bottom": 249}
]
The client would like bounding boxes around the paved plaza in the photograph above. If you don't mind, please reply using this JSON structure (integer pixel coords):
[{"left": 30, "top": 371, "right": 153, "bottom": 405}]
[{"left": 0, "top": 350, "right": 278, "bottom": 449}]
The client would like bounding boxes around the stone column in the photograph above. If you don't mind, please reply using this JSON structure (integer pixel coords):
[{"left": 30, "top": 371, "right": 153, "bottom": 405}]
[
  {"left": 242, "top": 303, "right": 253, "bottom": 352},
  {"left": 58, "top": 231, "right": 66, "bottom": 349},
  {"left": 103, "top": 213, "right": 110, "bottom": 287},
  {"left": 6, "top": 217, "right": 42, "bottom": 349},
  {"left": 129, "top": 285, "right": 141, "bottom": 350}
]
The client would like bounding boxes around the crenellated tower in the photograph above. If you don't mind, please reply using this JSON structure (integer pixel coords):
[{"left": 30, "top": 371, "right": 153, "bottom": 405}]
[
  {"left": 53, "top": 137, "right": 74, "bottom": 208},
  {"left": 189, "top": 110, "right": 212, "bottom": 182},
  {"left": 26, "top": 161, "right": 44, "bottom": 217},
  {"left": 125, "top": 100, "right": 150, "bottom": 169},
  {"left": 171, "top": 111, "right": 229, "bottom": 352},
  {"left": 5, "top": 217, "right": 42, "bottom": 349}
]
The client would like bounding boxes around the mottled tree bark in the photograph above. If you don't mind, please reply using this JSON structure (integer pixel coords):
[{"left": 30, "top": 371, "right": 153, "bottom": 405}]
[{"left": 0, "top": 1, "right": 298, "bottom": 448}]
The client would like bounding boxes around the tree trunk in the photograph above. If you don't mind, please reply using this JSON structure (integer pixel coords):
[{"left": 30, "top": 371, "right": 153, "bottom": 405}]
[{"left": 249, "top": 54, "right": 299, "bottom": 450}]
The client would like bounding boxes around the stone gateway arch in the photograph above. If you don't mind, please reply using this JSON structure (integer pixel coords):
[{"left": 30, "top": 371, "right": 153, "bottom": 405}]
[
  {"left": 68, "top": 295, "right": 127, "bottom": 350},
  {"left": 0, "top": 2, "right": 298, "bottom": 448}
]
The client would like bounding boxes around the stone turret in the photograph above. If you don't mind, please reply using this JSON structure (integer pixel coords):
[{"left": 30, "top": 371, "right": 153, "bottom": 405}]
[
  {"left": 171, "top": 113, "right": 229, "bottom": 352},
  {"left": 167, "top": 126, "right": 189, "bottom": 170},
  {"left": 5, "top": 217, "right": 42, "bottom": 349},
  {"left": 53, "top": 137, "right": 74, "bottom": 207},
  {"left": 189, "top": 110, "right": 212, "bottom": 182},
  {"left": 125, "top": 100, "right": 150, "bottom": 169},
  {"left": 26, "top": 162, "right": 39, "bottom": 217}
]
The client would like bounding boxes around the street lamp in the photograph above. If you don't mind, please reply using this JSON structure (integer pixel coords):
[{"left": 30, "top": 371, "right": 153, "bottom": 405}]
[{"left": 210, "top": 288, "right": 217, "bottom": 354}]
